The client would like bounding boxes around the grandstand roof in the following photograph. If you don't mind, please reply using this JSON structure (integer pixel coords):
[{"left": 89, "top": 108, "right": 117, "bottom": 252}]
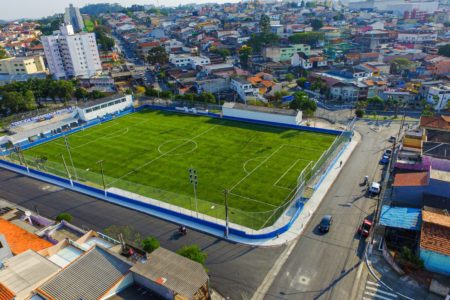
[
  {"left": 223, "top": 102, "right": 299, "bottom": 116},
  {"left": 77, "top": 93, "right": 128, "bottom": 109}
]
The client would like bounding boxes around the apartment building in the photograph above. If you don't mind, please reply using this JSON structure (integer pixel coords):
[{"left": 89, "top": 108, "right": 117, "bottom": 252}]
[
  {"left": 169, "top": 54, "right": 210, "bottom": 69},
  {"left": 263, "top": 44, "right": 311, "bottom": 62},
  {"left": 42, "top": 24, "right": 102, "bottom": 79},
  {"left": 64, "top": 4, "right": 84, "bottom": 32},
  {"left": 0, "top": 56, "right": 46, "bottom": 75}
]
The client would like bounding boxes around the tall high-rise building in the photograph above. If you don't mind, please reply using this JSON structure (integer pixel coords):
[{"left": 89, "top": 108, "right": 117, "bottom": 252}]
[
  {"left": 64, "top": 4, "right": 84, "bottom": 32},
  {"left": 42, "top": 24, "right": 102, "bottom": 79}
]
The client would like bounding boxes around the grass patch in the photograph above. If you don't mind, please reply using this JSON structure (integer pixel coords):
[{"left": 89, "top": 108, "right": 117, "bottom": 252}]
[{"left": 22, "top": 109, "right": 335, "bottom": 228}]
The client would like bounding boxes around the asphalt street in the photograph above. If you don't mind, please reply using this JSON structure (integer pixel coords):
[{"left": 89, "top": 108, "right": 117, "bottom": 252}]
[
  {"left": 264, "top": 121, "right": 401, "bottom": 300},
  {"left": 0, "top": 119, "right": 403, "bottom": 300},
  {"left": 0, "top": 169, "right": 284, "bottom": 299}
]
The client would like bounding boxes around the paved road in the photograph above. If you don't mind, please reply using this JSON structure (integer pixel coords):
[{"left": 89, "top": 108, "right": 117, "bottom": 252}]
[
  {"left": 0, "top": 169, "right": 284, "bottom": 299},
  {"left": 264, "top": 121, "right": 401, "bottom": 300}
]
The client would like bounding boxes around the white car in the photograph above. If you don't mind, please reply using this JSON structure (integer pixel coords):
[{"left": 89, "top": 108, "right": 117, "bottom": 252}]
[{"left": 369, "top": 182, "right": 381, "bottom": 195}]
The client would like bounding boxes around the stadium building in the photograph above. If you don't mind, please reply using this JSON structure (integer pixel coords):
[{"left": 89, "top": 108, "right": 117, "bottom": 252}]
[
  {"left": 76, "top": 94, "right": 133, "bottom": 121},
  {"left": 222, "top": 102, "right": 302, "bottom": 125}
]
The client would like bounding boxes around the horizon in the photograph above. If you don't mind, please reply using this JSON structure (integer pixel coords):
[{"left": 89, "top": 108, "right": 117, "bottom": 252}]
[{"left": 0, "top": 0, "right": 241, "bottom": 21}]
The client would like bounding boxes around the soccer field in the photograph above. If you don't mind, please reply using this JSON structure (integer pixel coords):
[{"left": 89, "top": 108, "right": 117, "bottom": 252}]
[{"left": 22, "top": 109, "right": 337, "bottom": 228}]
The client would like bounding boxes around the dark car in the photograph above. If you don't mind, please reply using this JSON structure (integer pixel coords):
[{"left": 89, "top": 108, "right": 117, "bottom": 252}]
[
  {"left": 319, "top": 215, "right": 333, "bottom": 233},
  {"left": 388, "top": 136, "right": 396, "bottom": 143}
]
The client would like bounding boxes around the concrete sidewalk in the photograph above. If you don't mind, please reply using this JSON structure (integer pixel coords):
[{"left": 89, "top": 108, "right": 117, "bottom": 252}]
[{"left": 0, "top": 133, "right": 359, "bottom": 246}]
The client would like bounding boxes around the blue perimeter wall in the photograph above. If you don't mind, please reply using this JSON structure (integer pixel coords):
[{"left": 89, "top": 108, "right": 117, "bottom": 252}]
[{"left": 0, "top": 104, "right": 348, "bottom": 240}]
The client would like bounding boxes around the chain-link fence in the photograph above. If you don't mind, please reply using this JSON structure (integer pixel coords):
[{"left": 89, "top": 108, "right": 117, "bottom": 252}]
[{"left": 6, "top": 117, "right": 355, "bottom": 232}]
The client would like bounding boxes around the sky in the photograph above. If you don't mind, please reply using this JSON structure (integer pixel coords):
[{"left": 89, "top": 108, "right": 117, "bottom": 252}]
[{"left": 0, "top": 0, "right": 239, "bottom": 20}]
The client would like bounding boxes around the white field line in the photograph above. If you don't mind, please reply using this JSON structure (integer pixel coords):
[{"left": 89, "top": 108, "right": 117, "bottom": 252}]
[
  {"left": 229, "top": 145, "right": 285, "bottom": 193},
  {"left": 273, "top": 158, "right": 312, "bottom": 189},
  {"left": 228, "top": 192, "right": 277, "bottom": 208},
  {"left": 242, "top": 156, "right": 265, "bottom": 175},
  {"left": 107, "top": 124, "right": 220, "bottom": 186}
]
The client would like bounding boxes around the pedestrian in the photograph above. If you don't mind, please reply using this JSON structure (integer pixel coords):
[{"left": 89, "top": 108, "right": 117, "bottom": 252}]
[{"left": 340, "top": 161, "right": 342, "bottom": 167}]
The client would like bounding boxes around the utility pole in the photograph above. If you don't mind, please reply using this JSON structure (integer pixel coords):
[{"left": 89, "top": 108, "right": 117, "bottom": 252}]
[
  {"left": 224, "top": 188, "right": 229, "bottom": 238},
  {"left": 188, "top": 168, "right": 198, "bottom": 217},
  {"left": 61, "top": 154, "right": 73, "bottom": 186},
  {"left": 64, "top": 136, "right": 78, "bottom": 181},
  {"left": 97, "top": 160, "right": 107, "bottom": 197}
]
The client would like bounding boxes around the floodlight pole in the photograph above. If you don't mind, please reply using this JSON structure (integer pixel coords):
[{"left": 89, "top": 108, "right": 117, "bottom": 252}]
[
  {"left": 64, "top": 136, "right": 78, "bottom": 181},
  {"left": 224, "top": 189, "right": 229, "bottom": 238},
  {"left": 61, "top": 154, "right": 73, "bottom": 186},
  {"left": 189, "top": 168, "right": 198, "bottom": 218},
  {"left": 97, "top": 160, "right": 107, "bottom": 197}
]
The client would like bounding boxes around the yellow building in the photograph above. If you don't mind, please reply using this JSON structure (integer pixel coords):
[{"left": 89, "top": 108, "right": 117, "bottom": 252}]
[{"left": 0, "top": 56, "right": 46, "bottom": 75}]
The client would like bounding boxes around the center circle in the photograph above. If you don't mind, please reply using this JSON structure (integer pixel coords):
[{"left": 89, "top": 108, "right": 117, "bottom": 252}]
[{"left": 157, "top": 139, "right": 198, "bottom": 156}]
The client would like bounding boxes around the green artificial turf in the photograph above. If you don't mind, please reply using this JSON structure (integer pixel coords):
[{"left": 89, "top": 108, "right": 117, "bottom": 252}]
[{"left": 22, "top": 109, "right": 336, "bottom": 228}]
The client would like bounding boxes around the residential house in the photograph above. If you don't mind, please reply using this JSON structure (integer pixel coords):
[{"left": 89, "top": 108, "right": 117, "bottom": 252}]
[
  {"left": 291, "top": 52, "right": 328, "bottom": 69},
  {"left": 231, "top": 77, "right": 257, "bottom": 102},
  {"left": 0, "top": 56, "right": 46, "bottom": 75},
  {"left": 419, "top": 209, "right": 450, "bottom": 276}
]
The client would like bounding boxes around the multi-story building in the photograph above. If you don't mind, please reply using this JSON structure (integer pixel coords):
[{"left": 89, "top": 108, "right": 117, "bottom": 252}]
[
  {"left": 169, "top": 54, "right": 210, "bottom": 69},
  {"left": 397, "top": 31, "right": 437, "bottom": 43},
  {"left": 0, "top": 56, "right": 46, "bottom": 75},
  {"left": 230, "top": 77, "right": 257, "bottom": 102},
  {"left": 64, "top": 4, "right": 84, "bottom": 32},
  {"left": 42, "top": 24, "right": 102, "bottom": 79},
  {"left": 263, "top": 44, "right": 311, "bottom": 62},
  {"left": 426, "top": 84, "right": 450, "bottom": 111}
]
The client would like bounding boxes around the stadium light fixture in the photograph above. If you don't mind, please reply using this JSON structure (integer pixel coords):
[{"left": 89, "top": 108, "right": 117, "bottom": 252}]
[{"left": 188, "top": 167, "right": 198, "bottom": 218}]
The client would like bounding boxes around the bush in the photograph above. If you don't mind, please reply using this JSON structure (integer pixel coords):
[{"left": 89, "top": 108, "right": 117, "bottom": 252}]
[
  {"left": 399, "top": 246, "right": 424, "bottom": 269},
  {"left": 177, "top": 244, "right": 207, "bottom": 266},
  {"left": 142, "top": 236, "right": 160, "bottom": 253},
  {"left": 56, "top": 212, "right": 73, "bottom": 223},
  {"left": 355, "top": 109, "right": 364, "bottom": 118}
]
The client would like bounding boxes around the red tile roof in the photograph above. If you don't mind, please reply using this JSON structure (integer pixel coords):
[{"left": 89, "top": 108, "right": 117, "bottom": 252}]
[
  {"left": 420, "top": 222, "right": 450, "bottom": 256},
  {"left": 420, "top": 116, "right": 450, "bottom": 131},
  {"left": 0, "top": 219, "right": 52, "bottom": 255},
  {"left": 0, "top": 283, "right": 14, "bottom": 300},
  {"left": 392, "top": 172, "right": 429, "bottom": 187}
]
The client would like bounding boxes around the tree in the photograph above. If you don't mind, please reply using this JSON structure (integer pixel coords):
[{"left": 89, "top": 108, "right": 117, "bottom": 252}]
[
  {"left": 141, "top": 236, "right": 160, "bottom": 253},
  {"left": 285, "top": 73, "right": 295, "bottom": 82},
  {"left": 94, "top": 26, "right": 115, "bottom": 51},
  {"left": 355, "top": 109, "right": 364, "bottom": 118},
  {"left": 289, "top": 91, "right": 317, "bottom": 116},
  {"left": 259, "top": 14, "right": 271, "bottom": 34},
  {"left": 147, "top": 46, "right": 169, "bottom": 65},
  {"left": 288, "top": 32, "right": 324, "bottom": 46},
  {"left": 239, "top": 45, "right": 253, "bottom": 67},
  {"left": 210, "top": 47, "right": 231, "bottom": 59},
  {"left": 104, "top": 225, "right": 142, "bottom": 247},
  {"left": 296, "top": 77, "right": 307, "bottom": 88},
  {"left": 310, "top": 19, "right": 324, "bottom": 31},
  {"left": 74, "top": 87, "right": 89, "bottom": 100},
  {"left": 135, "top": 85, "right": 146, "bottom": 94},
  {"left": 247, "top": 32, "right": 279, "bottom": 53},
  {"left": 438, "top": 44, "right": 450, "bottom": 58},
  {"left": 56, "top": 212, "right": 73, "bottom": 222},
  {"left": 89, "top": 90, "right": 106, "bottom": 99},
  {"left": 0, "top": 47, "right": 8, "bottom": 59},
  {"left": 177, "top": 244, "right": 207, "bottom": 266}
]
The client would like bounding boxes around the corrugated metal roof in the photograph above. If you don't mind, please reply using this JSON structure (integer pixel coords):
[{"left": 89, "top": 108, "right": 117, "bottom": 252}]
[
  {"left": 131, "top": 247, "right": 208, "bottom": 299},
  {"left": 38, "top": 246, "right": 132, "bottom": 300},
  {"left": 380, "top": 205, "right": 422, "bottom": 230}
]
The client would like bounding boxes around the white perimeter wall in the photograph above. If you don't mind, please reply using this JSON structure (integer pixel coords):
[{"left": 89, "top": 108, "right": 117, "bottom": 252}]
[{"left": 223, "top": 107, "right": 302, "bottom": 125}]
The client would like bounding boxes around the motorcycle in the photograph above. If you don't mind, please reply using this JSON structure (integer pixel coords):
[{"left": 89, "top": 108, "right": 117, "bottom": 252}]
[{"left": 178, "top": 226, "right": 187, "bottom": 236}]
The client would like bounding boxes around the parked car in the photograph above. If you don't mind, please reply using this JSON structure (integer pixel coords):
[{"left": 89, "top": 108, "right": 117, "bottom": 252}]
[
  {"left": 358, "top": 218, "right": 373, "bottom": 238},
  {"left": 388, "top": 136, "right": 396, "bottom": 143},
  {"left": 369, "top": 182, "right": 381, "bottom": 195},
  {"left": 384, "top": 149, "right": 392, "bottom": 157},
  {"left": 379, "top": 155, "right": 389, "bottom": 165},
  {"left": 319, "top": 215, "right": 333, "bottom": 233}
]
